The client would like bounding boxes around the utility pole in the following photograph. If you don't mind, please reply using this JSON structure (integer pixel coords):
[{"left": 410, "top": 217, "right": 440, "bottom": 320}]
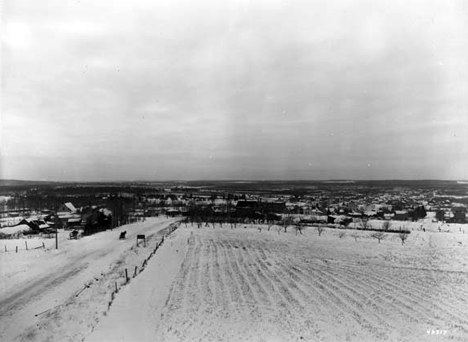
[{"left": 55, "top": 228, "right": 58, "bottom": 249}]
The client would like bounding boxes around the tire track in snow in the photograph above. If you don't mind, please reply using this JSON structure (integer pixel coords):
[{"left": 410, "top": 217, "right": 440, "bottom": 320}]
[
  {"left": 162, "top": 236, "right": 196, "bottom": 317},
  {"left": 0, "top": 264, "right": 87, "bottom": 317},
  {"left": 159, "top": 236, "right": 202, "bottom": 340}
]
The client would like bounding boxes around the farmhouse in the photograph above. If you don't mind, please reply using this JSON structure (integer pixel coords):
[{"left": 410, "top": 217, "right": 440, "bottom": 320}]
[
  {"left": 394, "top": 210, "right": 409, "bottom": 221},
  {"left": 17, "top": 218, "right": 50, "bottom": 231}
]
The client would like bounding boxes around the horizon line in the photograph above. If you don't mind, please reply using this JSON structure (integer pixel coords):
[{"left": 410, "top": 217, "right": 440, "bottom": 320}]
[{"left": 1, "top": 178, "right": 467, "bottom": 184}]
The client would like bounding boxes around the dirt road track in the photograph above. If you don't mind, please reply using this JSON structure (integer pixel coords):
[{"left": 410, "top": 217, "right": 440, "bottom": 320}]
[{"left": 0, "top": 217, "right": 176, "bottom": 342}]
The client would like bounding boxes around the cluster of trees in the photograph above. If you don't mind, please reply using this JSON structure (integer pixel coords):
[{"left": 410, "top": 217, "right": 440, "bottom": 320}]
[
  {"left": 409, "top": 205, "right": 427, "bottom": 221},
  {"left": 435, "top": 210, "right": 445, "bottom": 222},
  {"left": 84, "top": 210, "right": 112, "bottom": 235}
]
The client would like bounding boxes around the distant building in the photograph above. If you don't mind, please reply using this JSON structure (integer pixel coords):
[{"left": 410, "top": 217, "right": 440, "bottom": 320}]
[
  {"left": 57, "top": 202, "right": 77, "bottom": 213},
  {"left": 236, "top": 201, "right": 261, "bottom": 218},
  {"left": 17, "top": 218, "right": 49, "bottom": 231},
  {"left": 261, "top": 201, "right": 286, "bottom": 214},
  {"left": 393, "top": 210, "right": 409, "bottom": 221}
]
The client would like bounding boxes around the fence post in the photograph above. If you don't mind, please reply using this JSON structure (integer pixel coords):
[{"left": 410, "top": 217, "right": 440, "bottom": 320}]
[
  {"left": 125, "top": 268, "right": 129, "bottom": 282},
  {"left": 4, "top": 245, "right": 7, "bottom": 252},
  {"left": 43, "top": 242, "right": 45, "bottom": 249},
  {"left": 134, "top": 266, "right": 138, "bottom": 277},
  {"left": 25, "top": 241, "right": 28, "bottom": 250},
  {"left": 115, "top": 282, "right": 118, "bottom": 292},
  {"left": 16, "top": 246, "right": 18, "bottom": 253}
]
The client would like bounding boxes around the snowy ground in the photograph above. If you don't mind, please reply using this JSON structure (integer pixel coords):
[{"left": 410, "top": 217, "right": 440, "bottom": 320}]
[
  {"left": 0, "top": 217, "right": 178, "bottom": 342},
  {"left": 348, "top": 212, "right": 468, "bottom": 234},
  {"left": 2, "top": 219, "right": 468, "bottom": 342},
  {"left": 85, "top": 222, "right": 468, "bottom": 342}
]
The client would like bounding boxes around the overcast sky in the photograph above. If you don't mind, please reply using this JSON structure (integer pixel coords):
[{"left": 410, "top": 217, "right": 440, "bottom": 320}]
[{"left": 1, "top": 0, "right": 467, "bottom": 181}]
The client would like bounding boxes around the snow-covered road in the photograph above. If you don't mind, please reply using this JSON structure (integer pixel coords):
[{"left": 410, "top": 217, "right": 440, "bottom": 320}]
[
  {"left": 0, "top": 217, "right": 178, "bottom": 342},
  {"left": 86, "top": 224, "right": 190, "bottom": 342}
]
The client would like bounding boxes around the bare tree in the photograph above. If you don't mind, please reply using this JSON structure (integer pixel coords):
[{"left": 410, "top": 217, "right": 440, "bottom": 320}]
[
  {"left": 399, "top": 232, "right": 409, "bottom": 245},
  {"left": 317, "top": 226, "right": 324, "bottom": 236},
  {"left": 295, "top": 225, "right": 304, "bottom": 236},
  {"left": 370, "top": 231, "right": 386, "bottom": 244},
  {"left": 360, "top": 218, "right": 370, "bottom": 230},
  {"left": 282, "top": 215, "right": 293, "bottom": 233},
  {"left": 382, "top": 221, "right": 391, "bottom": 231}
]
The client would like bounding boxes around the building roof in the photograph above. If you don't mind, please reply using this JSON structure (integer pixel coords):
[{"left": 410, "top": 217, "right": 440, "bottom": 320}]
[{"left": 64, "top": 202, "right": 77, "bottom": 212}]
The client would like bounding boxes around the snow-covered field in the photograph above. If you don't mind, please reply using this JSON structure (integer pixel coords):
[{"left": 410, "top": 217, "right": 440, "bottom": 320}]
[
  {"left": 0, "top": 217, "right": 178, "bottom": 342},
  {"left": 88, "top": 223, "right": 468, "bottom": 342},
  {"left": 2, "top": 219, "right": 468, "bottom": 342}
]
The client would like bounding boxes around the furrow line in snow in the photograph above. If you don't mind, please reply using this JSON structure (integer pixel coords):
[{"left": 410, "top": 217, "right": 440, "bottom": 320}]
[
  {"left": 200, "top": 240, "right": 215, "bottom": 315},
  {"left": 316, "top": 263, "right": 434, "bottom": 333},
  {"left": 246, "top": 243, "right": 330, "bottom": 342},
  {"left": 234, "top": 243, "right": 273, "bottom": 308},
  {"left": 211, "top": 239, "right": 231, "bottom": 311},
  {"left": 190, "top": 237, "right": 204, "bottom": 313},
  {"left": 242, "top": 244, "right": 326, "bottom": 340},
  {"left": 251, "top": 245, "right": 326, "bottom": 316},
  {"left": 217, "top": 240, "right": 247, "bottom": 308},
  {"left": 327, "top": 261, "right": 468, "bottom": 327},
  {"left": 224, "top": 240, "right": 261, "bottom": 307},
  {"left": 291, "top": 261, "right": 404, "bottom": 333},
  {"left": 307, "top": 260, "right": 468, "bottom": 335},
  {"left": 261, "top": 246, "right": 356, "bottom": 322},
  {"left": 271, "top": 252, "right": 390, "bottom": 341}
]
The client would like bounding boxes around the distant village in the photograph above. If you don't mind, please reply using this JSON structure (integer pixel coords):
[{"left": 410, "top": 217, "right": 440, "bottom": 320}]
[{"left": 0, "top": 181, "right": 466, "bottom": 238}]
